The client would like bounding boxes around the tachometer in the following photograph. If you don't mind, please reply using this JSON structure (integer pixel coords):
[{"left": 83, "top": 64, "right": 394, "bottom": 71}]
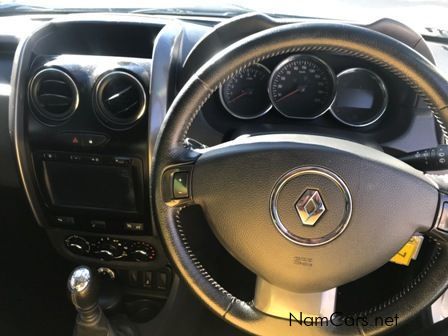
[
  {"left": 219, "top": 63, "right": 271, "bottom": 119},
  {"left": 269, "top": 55, "right": 336, "bottom": 119}
]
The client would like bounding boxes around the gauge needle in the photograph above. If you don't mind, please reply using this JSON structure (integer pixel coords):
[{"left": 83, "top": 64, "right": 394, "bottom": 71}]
[
  {"left": 276, "top": 85, "right": 307, "bottom": 103},
  {"left": 229, "top": 89, "right": 253, "bottom": 103}
]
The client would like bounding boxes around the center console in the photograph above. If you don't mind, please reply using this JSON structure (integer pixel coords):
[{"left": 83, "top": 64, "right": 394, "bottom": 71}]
[
  {"left": 8, "top": 15, "right": 188, "bottom": 316},
  {"left": 26, "top": 51, "right": 162, "bottom": 265}
]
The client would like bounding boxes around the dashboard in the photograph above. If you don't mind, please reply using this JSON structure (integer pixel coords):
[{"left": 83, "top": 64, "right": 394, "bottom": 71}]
[{"left": 0, "top": 11, "right": 447, "bottom": 321}]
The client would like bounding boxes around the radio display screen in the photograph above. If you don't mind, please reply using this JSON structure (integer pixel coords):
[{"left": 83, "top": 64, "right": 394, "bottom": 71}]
[{"left": 43, "top": 161, "right": 138, "bottom": 212}]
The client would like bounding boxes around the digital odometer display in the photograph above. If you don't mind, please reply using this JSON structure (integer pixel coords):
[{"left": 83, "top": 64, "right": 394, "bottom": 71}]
[
  {"left": 268, "top": 55, "right": 336, "bottom": 119},
  {"left": 330, "top": 68, "right": 388, "bottom": 127}
]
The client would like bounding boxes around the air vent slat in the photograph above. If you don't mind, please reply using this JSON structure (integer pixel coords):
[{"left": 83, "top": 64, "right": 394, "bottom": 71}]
[
  {"left": 38, "top": 94, "right": 72, "bottom": 105},
  {"left": 106, "top": 85, "right": 134, "bottom": 102},
  {"left": 29, "top": 68, "right": 79, "bottom": 124},
  {"left": 42, "top": 79, "right": 68, "bottom": 85},
  {"left": 111, "top": 101, "right": 139, "bottom": 117},
  {"left": 94, "top": 71, "right": 147, "bottom": 130}
]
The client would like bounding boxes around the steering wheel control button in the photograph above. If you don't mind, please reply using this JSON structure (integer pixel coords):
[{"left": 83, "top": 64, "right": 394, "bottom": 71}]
[
  {"left": 162, "top": 165, "right": 195, "bottom": 207},
  {"left": 270, "top": 166, "right": 352, "bottom": 246},
  {"left": 295, "top": 189, "right": 326, "bottom": 226},
  {"left": 172, "top": 172, "right": 189, "bottom": 199}
]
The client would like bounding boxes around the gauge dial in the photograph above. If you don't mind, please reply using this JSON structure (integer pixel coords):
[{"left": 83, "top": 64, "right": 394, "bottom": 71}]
[
  {"left": 219, "top": 63, "right": 272, "bottom": 119},
  {"left": 269, "top": 55, "right": 336, "bottom": 119},
  {"left": 330, "top": 68, "right": 388, "bottom": 127}
]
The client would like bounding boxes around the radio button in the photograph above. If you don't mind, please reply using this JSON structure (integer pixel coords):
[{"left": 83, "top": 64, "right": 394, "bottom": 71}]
[
  {"left": 125, "top": 222, "right": 144, "bottom": 232},
  {"left": 55, "top": 216, "right": 75, "bottom": 226},
  {"left": 90, "top": 220, "right": 106, "bottom": 230},
  {"left": 87, "top": 155, "right": 102, "bottom": 164},
  {"left": 69, "top": 154, "right": 82, "bottom": 162},
  {"left": 114, "top": 157, "right": 131, "bottom": 166},
  {"left": 43, "top": 152, "right": 58, "bottom": 160}
]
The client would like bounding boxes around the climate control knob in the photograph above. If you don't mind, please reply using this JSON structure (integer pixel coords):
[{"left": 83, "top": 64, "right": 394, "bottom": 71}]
[
  {"left": 94, "top": 238, "right": 124, "bottom": 260},
  {"left": 128, "top": 242, "right": 156, "bottom": 262},
  {"left": 65, "top": 235, "right": 90, "bottom": 255}
]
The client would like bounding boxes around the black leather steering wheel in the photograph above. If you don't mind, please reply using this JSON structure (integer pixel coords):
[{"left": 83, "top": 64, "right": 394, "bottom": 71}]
[{"left": 152, "top": 22, "right": 448, "bottom": 335}]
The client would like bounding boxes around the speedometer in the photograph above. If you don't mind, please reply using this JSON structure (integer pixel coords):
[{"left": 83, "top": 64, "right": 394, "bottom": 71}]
[{"left": 268, "top": 55, "right": 336, "bottom": 119}]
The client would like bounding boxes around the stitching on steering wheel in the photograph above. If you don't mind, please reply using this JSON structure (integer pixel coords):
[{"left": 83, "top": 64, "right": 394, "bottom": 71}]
[{"left": 175, "top": 206, "right": 236, "bottom": 302}]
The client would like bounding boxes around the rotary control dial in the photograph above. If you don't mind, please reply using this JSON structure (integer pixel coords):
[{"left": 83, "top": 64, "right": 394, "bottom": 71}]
[
  {"left": 93, "top": 237, "right": 124, "bottom": 260},
  {"left": 65, "top": 235, "right": 90, "bottom": 255},
  {"left": 128, "top": 241, "right": 156, "bottom": 262}
]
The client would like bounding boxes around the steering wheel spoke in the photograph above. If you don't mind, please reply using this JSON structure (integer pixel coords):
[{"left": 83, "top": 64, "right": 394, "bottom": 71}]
[{"left": 254, "top": 277, "right": 337, "bottom": 320}]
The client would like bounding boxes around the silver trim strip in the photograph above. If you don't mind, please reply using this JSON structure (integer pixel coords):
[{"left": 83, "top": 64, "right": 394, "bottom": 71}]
[{"left": 270, "top": 166, "right": 352, "bottom": 247}]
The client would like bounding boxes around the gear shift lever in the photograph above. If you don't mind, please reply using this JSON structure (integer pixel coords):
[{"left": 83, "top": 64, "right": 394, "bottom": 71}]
[{"left": 68, "top": 266, "right": 116, "bottom": 336}]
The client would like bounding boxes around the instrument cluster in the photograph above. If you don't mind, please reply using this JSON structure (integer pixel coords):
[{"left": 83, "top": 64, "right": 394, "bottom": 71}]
[{"left": 219, "top": 54, "right": 388, "bottom": 128}]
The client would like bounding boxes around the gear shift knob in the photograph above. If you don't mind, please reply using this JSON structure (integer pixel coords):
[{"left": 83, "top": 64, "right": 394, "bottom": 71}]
[
  {"left": 68, "top": 266, "right": 99, "bottom": 314},
  {"left": 68, "top": 266, "right": 114, "bottom": 336},
  {"left": 68, "top": 266, "right": 136, "bottom": 336}
]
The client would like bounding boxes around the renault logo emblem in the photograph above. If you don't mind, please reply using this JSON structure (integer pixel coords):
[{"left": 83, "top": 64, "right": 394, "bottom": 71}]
[{"left": 295, "top": 189, "right": 326, "bottom": 226}]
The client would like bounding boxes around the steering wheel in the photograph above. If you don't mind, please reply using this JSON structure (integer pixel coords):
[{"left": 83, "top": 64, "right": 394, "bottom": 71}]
[{"left": 152, "top": 22, "right": 448, "bottom": 335}]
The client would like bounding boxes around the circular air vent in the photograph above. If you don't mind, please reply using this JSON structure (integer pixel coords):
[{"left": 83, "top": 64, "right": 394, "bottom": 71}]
[
  {"left": 93, "top": 71, "right": 147, "bottom": 130},
  {"left": 28, "top": 68, "right": 79, "bottom": 124}
]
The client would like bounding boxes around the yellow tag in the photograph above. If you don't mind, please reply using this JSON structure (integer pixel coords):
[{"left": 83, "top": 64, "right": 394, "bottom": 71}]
[{"left": 390, "top": 236, "right": 423, "bottom": 266}]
